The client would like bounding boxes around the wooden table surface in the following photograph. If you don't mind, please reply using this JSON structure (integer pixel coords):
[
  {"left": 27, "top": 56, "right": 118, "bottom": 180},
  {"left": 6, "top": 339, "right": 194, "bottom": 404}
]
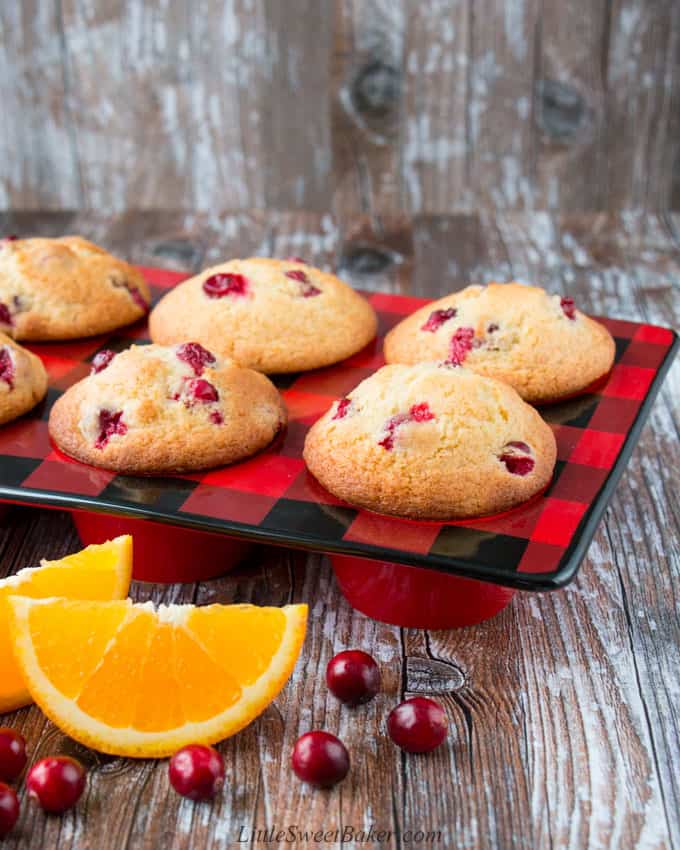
[{"left": 0, "top": 210, "right": 678, "bottom": 850}]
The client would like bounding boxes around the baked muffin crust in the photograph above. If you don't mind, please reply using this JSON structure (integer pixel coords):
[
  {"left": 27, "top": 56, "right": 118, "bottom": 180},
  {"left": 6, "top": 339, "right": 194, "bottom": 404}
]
[
  {"left": 384, "top": 282, "right": 615, "bottom": 403},
  {"left": 0, "top": 236, "right": 150, "bottom": 341},
  {"left": 303, "top": 362, "right": 557, "bottom": 519},
  {"left": 149, "top": 257, "right": 378, "bottom": 374},
  {"left": 49, "top": 342, "right": 286, "bottom": 475}
]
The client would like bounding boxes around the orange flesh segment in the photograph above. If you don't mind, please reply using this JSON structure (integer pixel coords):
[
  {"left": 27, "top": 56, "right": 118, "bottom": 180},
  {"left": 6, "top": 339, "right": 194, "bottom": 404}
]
[
  {"left": 76, "top": 608, "right": 155, "bottom": 728},
  {"left": 132, "top": 623, "right": 186, "bottom": 733},
  {"left": 30, "top": 601, "right": 128, "bottom": 700},
  {"left": 186, "top": 605, "right": 287, "bottom": 686},
  {"left": 172, "top": 626, "right": 242, "bottom": 723}
]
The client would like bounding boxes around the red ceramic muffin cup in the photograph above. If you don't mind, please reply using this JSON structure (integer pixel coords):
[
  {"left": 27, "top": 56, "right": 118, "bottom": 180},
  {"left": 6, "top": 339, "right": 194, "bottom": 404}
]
[
  {"left": 71, "top": 511, "right": 252, "bottom": 584},
  {"left": 330, "top": 554, "right": 515, "bottom": 629}
]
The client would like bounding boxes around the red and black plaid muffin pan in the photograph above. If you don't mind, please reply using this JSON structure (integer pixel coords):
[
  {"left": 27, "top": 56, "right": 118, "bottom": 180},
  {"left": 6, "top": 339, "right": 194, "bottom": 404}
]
[{"left": 0, "top": 267, "right": 676, "bottom": 591}]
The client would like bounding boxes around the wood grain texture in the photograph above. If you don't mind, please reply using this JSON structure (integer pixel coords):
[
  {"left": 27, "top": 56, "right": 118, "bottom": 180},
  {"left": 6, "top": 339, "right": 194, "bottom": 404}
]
[
  {"left": 533, "top": 0, "right": 610, "bottom": 210},
  {"left": 0, "top": 209, "right": 678, "bottom": 850},
  {"left": 331, "top": 0, "right": 405, "bottom": 219},
  {"left": 1, "top": 1, "right": 679, "bottom": 213}
]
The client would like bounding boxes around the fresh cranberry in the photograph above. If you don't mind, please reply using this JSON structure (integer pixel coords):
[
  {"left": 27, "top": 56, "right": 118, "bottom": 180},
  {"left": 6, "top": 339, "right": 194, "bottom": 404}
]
[
  {"left": 291, "top": 732, "right": 350, "bottom": 788},
  {"left": 1, "top": 235, "right": 18, "bottom": 243},
  {"left": 187, "top": 379, "right": 219, "bottom": 403},
  {"left": 326, "top": 650, "right": 381, "bottom": 706},
  {"left": 0, "top": 303, "right": 12, "bottom": 326},
  {"left": 379, "top": 402, "right": 435, "bottom": 451},
  {"left": 560, "top": 296, "right": 576, "bottom": 320},
  {"left": 95, "top": 409, "right": 127, "bottom": 449},
  {"left": 285, "top": 269, "right": 320, "bottom": 298},
  {"left": 0, "top": 348, "right": 14, "bottom": 389},
  {"left": 387, "top": 697, "right": 448, "bottom": 753},
  {"left": 0, "top": 729, "right": 26, "bottom": 783},
  {"left": 202, "top": 272, "right": 248, "bottom": 299},
  {"left": 176, "top": 342, "right": 216, "bottom": 376},
  {"left": 332, "top": 398, "right": 352, "bottom": 420},
  {"left": 169, "top": 745, "right": 225, "bottom": 801},
  {"left": 421, "top": 307, "right": 457, "bottom": 333},
  {"left": 209, "top": 410, "right": 224, "bottom": 425},
  {"left": 90, "top": 349, "right": 116, "bottom": 374},
  {"left": 499, "top": 441, "right": 535, "bottom": 476},
  {"left": 26, "top": 756, "right": 86, "bottom": 813},
  {"left": 447, "top": 326, "right": 476, "bottom": 366},
  {"left": 0, "top": 783, "right": 19, "bottom": 837},
  {"left": 285, "top": 256, "right": 307, "bottom": 264}
]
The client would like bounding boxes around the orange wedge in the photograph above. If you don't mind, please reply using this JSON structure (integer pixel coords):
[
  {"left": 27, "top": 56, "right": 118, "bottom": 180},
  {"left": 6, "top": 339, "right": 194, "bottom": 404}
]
[
  {"left": 0, "top": 536, "right": 133, "bottom": 713},
  {"left": 7, "top": 598, "right": 308, "bottom": 757}
]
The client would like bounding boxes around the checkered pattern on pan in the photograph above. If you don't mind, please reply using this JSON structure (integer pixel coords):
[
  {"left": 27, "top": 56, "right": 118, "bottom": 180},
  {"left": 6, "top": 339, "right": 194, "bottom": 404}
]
[{"left": 0, "top": 267, "right": 676, "bottom": 591}]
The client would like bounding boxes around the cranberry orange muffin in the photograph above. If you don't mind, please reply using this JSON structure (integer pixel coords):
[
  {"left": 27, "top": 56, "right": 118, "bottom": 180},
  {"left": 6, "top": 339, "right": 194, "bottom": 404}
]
[
  {"left": 0, "top": 236, "right": 150, "bottom": 341},
  {"left": 49, "top": 342, "right": 286, "bottom": 475},
  {"left": 384, "top": 283, "right": 615, "bottom": 403},
  {"left": 0, "top": 332, "right": 48, "bottom": 426},
  {"left": 149, "top": 258, "right": 378, "bottom": 373},
  {"left": 303, "top": 363, "right": 556, "bottom": 519}
]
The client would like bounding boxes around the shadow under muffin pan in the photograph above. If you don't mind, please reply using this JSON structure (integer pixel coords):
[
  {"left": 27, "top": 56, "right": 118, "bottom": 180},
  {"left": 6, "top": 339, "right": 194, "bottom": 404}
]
[{"left": 0, "top": 266, "right": 676, "bottom": 628}]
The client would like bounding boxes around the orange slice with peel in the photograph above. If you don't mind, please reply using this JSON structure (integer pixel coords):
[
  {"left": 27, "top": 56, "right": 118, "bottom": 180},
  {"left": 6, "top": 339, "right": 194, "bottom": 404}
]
[
  {"left": 0, "top": 536, "right": 133, "bottom": 713},
  {"left": 7, "top": 598, "right": 308, "bottom": 757}
]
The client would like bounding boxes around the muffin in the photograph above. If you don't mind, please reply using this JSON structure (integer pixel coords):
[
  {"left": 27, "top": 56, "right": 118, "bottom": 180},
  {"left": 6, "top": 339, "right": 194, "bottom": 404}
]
[
  {"left": 49, "top": 342, "right": 286, "bottom": 474},
  {"left": 0, "top": 236, "right": 150, "bottom": 341},
  {"left": 0, "top": 333, "right": 48, "bottom": 425},
  {"left": 303, "top": 362, "right": 556, "bottom": 519},
  {"left": 149, "top": 257, "right": 378, "bottom": 373},
  {"left": 384, "top": 282, "right": 615, "bottom": 403}
]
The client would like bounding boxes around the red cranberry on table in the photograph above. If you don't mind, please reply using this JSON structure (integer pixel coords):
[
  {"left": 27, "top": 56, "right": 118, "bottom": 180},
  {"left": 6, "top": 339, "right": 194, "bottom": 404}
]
[
  {"left": 169, "top": 745, "right": 225, "bottom": 801},
  {"left": 387, "top": 697, "right": 448, "bottom": 753},
  {"left": 291, "top": 731, "right": 350, "bottom": 788},
  {"left": 326, "top": 650, "right": 381, "bottom": 706},
  {"left": 26, "top": 756, "right": 86, "bottom": 813},
  {"left": 0, "top": 783, "right": 19, "bottom": 837},
  {"left": 0, "top": 728, "right": 27, "bottom": 782}
]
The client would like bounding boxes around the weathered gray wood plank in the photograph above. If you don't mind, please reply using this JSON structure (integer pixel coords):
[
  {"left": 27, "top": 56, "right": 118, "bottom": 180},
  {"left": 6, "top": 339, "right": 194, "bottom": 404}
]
[
  {"left": 2, "top": 2, "right": 679, "bottom": 212},
  {"left": 534, "top": 1, "right": 610, "bottom": 210}
]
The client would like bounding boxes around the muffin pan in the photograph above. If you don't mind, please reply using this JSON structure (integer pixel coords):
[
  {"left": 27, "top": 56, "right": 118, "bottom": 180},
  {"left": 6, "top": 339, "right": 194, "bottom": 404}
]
[{"left": 0, "top": 266, "right": 676, "bottom": 599}]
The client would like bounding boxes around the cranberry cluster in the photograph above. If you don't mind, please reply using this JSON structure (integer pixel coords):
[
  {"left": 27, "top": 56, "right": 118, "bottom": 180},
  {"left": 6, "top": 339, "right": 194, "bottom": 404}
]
[
  {"left": 0, "top": 727, "right": 87, "bottom": 837},
  {"left": 289, "top": 650, "right": 448, "bottom": 789}
]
